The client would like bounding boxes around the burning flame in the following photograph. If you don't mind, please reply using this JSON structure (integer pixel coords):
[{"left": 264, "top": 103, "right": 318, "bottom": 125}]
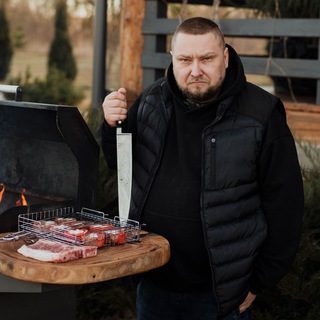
[
  {"left": 0, "top": 183, "right": 28, "bottom": 206},
  {"left": 0, "top": 183, "right": 5, "bottom": 202},
  {"left": 16, "top": 188, "right": 28, "bottom": 206}
]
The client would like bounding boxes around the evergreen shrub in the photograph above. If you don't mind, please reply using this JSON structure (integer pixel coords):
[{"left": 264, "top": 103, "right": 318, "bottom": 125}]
[
  {"left": 0, "top": 3, "right": 13, "bottom": 80},
  {"left": 48, "top": 0, "right": 77, "bottom": 80},
  {"left": 254, "top": 142, "right": 320, "bottom": 319},
  {"left": 8, "top": 67, "right": 84, "bottom": 105}
]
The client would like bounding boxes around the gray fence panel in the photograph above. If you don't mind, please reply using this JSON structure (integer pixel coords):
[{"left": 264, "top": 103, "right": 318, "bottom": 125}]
[
  {"left": 143, "top": 18, "right": 320, "bottom": 38},
  {"left": 142, "top": 52, "right": 320, "bottom": 79},
  {"left": 142, "top": 0, "right": 320, "bottom": 103}
]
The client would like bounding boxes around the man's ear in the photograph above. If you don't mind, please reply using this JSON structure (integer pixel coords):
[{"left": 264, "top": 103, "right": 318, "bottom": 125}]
[{"left": 224, "top": 47, "right": 229, "bottom": 68}]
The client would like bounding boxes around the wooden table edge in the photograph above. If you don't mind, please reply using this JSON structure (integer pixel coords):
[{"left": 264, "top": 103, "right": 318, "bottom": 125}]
[{"left": 0, "top": 233, "right": 170, "bottom": 285}]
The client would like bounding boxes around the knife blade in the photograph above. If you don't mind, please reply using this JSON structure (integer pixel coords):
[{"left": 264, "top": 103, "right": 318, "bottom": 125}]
[{"left": 116, "top": 121, "right": 132, "bottom": 221}]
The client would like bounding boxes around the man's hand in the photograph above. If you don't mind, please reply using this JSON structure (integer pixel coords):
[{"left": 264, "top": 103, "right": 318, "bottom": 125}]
[
  {"left": 102, "top": 87, "right": 128, "bottom": 127},
  {"left": 239, "top": 291, "right": 256, "bottom": 313}
]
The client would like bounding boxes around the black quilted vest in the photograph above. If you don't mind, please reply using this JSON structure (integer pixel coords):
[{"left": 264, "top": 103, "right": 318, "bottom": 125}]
[{"left": 129, "top": 78, "right": 279, "bottom": 317}]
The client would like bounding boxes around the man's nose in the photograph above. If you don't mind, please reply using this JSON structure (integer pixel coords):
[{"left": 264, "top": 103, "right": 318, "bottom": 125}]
[{"left": 190, "top": 61, "right": 203, "bottom": 77}]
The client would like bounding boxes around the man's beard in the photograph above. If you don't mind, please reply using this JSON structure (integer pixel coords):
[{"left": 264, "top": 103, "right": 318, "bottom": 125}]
[{"left": 180, "top": 83, "right": 223, "bottom": 103}]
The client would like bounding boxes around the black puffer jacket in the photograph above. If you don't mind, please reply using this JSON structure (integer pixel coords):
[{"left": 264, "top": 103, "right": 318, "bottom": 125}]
[{"left": 101, "top": 45, "right": 304, "bottom": 317}]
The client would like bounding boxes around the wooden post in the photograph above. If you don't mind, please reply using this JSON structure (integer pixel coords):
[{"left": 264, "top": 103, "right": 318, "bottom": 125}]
[{"left": 119, "top": 0, "right": 146, "bottom": 106}]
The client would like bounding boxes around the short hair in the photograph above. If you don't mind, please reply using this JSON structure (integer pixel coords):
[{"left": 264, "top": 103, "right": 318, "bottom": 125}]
[{"left": 171, "top": 17, "right": 226, "bottom": 50}]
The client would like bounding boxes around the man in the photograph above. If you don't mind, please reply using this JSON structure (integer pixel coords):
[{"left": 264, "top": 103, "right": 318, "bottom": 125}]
[{"left": 101, "top": 17, "right": 303, "bottom": 320}]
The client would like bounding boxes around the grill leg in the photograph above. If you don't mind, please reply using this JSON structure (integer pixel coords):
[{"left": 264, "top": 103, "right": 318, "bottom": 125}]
[{"left": 0, "top": 285, "right": 76, "bottom": 320}]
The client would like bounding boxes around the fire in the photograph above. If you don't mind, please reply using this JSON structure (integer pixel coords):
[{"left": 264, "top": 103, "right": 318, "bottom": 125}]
[
  {"left": 16, "top": 188, "right": 28, "bottom": 206},
  {"left": 0, "top": 183, "right": 5, "bottom": 202},
  {"left": 0, "top": 183, "right": 28, "bottom": 206}
]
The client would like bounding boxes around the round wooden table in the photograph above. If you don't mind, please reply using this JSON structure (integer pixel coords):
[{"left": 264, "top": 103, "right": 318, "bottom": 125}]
[{"left": 0, "top": 233, "right": 170, "bottom": 284}]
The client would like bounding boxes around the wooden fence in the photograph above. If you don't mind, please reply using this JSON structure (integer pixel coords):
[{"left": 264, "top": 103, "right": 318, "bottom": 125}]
[{"left": 141, "top": 0, "right": 320, "bottom": 104}]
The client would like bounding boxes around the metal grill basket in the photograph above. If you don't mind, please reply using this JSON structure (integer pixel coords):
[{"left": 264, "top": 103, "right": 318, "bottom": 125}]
[{"left": 18, "top": 207, "right": 141, "bottom": 246}]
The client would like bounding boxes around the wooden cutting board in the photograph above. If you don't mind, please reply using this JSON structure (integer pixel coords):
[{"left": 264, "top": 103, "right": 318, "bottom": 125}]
[{"left": 0, "top": 233, "right": 170, "bottom": 285}]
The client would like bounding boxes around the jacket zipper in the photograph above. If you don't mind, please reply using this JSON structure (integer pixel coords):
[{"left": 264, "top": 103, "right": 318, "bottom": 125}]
[
  {"left": 200, "top": 102, "right": 228, "bottom": 316},
  {"left": 211, "top": 136, "right": 217, "bottom": 188}
]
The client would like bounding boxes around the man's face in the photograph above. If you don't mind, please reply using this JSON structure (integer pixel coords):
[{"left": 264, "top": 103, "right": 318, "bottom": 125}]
[{"left": 171, "top": 32, "right": 229, "bottom": 103}]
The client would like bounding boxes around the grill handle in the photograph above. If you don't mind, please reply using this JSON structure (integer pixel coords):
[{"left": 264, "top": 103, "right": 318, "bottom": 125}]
[{"left": 0, "top": 85, "right": 23, "bottom": 101}]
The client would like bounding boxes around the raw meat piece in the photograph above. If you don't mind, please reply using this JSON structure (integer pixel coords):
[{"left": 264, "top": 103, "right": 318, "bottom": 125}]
[
  {"left": 33, "top": 220, "right": 57, "bottom": 233},
  {"left": 17, "top": 239, "right": 97, "bottom": 263},
  {"left": 54, "top": 217, "right": 77, "bottom": 225},
  {"left": 81, "top": 245, "right": 98, "bottom": 258},
  {"left": 63, "top": 229, "right": 88, "bottom": 243}
]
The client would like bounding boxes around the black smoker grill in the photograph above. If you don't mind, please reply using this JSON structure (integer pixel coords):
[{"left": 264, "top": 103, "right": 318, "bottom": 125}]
[
  {"left": 0, "top": 97, "right": 100, "bottom": 320},
  {"left": 0, "top": 99, "right": 99, "bottom": 229}
]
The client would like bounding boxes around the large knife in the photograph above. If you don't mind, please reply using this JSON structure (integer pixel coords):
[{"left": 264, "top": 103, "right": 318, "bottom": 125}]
[{"left": 116, "top": 121, "right": 132, "bottom": 221}]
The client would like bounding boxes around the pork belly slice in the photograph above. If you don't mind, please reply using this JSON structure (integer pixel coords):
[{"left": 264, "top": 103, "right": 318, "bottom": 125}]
[{"left": 17, "top": 239, "right": 97, "bottom": 263}]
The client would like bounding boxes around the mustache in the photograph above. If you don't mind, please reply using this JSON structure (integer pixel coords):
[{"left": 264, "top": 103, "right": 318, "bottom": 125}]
[{"left": 187, "top": 78, "right": 209, "bottom": 85}]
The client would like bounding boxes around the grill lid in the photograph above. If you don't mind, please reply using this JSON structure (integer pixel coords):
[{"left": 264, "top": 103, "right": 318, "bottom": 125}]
[{"left": 0, "top": 100, "right": 99, "bottom": 211}]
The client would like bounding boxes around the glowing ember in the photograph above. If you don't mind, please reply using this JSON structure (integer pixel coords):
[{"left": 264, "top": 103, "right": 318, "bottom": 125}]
[{"left": 0, "top": 183, "right": 5, "bottom": 202}]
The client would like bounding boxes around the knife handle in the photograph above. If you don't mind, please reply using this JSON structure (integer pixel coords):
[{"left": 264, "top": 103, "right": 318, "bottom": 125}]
[{"left": 116, "top": 120, "right": 123, "bottom": 134}]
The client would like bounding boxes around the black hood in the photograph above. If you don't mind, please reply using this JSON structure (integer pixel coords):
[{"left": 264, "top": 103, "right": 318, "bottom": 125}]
[{"left": 166, "top": 44, "right": 247, "bottom": 109}]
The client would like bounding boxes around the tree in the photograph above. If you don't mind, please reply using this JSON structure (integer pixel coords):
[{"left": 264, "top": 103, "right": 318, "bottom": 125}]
[
  {"left": 48, "top": 0, "right": 77, "bottom": 80},
  {"left": 0, "top": 2, "right": 13, "bottom": 81}
]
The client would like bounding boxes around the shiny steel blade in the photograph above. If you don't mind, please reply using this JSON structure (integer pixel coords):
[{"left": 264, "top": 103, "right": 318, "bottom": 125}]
[{"left": 116, "top": 122, "right": 132, "bottom": 221}]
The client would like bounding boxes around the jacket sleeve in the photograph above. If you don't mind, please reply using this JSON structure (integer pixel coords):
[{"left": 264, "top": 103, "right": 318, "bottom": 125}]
[{"left": 250, "top": 102, "right": 304, "bottom": 294}]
